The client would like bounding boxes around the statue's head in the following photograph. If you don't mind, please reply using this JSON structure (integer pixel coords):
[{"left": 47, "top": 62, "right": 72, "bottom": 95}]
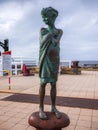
[{"left": 41, "top": 7, "right": 58, "bottom": 25}]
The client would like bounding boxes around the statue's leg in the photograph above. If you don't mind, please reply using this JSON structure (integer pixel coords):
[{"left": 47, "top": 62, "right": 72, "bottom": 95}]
[
  {"left": 39, "top": 83, "right": 48, "bottom": 120},
  {"left": 50, "top": 82, "right": 62, "bottom": 119},
  {"left": 50, "top": 82, "right": 56, "bottom": 108}
]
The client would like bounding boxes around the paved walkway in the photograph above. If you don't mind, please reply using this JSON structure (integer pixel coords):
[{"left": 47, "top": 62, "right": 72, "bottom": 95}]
[{"left": 0, "top": 71, "right": 98, "bottom": 130}]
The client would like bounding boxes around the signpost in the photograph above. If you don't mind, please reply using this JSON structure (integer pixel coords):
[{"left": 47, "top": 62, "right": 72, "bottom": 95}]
[
  {"left": 0, "top": 39, "right": 11, "bottom": 89},
  {"left": 0, "top": 63, "right": 3, "bottom": 76},
  {"left": 1, "top": 51, "right": 11, "bottom": 89}
]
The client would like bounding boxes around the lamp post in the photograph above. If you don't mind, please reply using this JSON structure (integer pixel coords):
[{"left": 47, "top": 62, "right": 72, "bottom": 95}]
[{"left": 0, "top": 39, "right": 9, "bottom": 52}]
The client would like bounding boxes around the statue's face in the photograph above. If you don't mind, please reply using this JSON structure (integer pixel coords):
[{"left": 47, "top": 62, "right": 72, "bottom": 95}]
[{"left": 42, "top": 15, "right": 55, "bottom": 26}]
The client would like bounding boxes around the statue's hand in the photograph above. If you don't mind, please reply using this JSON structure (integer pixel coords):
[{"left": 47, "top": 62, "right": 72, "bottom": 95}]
[
  {"left": 41, "top": 28, "right": 53, "bottom": 39},
  {"left": 41, "top": 28, "right": 48, "bottom": 35}
]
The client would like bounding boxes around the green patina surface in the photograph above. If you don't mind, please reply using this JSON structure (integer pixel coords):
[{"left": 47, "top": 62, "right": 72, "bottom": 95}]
[{"left": 39, "top": 7, "right": 63, "bottom": 84}]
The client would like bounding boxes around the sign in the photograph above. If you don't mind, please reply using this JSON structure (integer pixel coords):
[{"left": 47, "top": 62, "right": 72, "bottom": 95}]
[{"left": 2, "top": 51, "right": 11, "bottom": 72}]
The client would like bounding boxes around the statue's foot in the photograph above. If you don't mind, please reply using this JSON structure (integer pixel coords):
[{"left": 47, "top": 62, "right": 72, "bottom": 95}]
[
  {"left": 39, "top": 111, "right": 48, "bottom": 120},
  {"left": 51, "top": 107, "right": 62, "bottom": 119}
]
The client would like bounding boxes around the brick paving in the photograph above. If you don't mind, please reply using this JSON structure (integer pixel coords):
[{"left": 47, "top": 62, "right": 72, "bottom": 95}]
[{"left": 0, "top": 71, "right": 98, "bottom": 130}]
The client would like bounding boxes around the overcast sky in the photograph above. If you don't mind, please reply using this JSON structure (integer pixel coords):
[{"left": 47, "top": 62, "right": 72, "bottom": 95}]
[{"left": 0, "top": 0, "right": 98, "bottom": 61}]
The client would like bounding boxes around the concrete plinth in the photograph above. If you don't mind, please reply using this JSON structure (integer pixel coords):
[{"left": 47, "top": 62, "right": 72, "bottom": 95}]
[{"left": 28, "top": 111, "right": 70, "bottom": 130}]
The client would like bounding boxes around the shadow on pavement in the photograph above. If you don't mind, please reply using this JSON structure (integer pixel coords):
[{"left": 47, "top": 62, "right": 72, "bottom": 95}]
[{"left": 1, "top": 93, "right": 98, "bottom": 110}]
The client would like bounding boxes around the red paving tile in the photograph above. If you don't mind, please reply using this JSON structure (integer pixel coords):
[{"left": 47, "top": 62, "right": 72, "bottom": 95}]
[{"left": 0, "top": 71, "right": 98, "bottom": 130}]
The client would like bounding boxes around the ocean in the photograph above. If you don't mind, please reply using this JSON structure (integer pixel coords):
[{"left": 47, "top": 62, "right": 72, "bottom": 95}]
[
  {"left": 60, "top": 60, "right": 98, "bottom": 67},
  {"left": 79, "top": 61, "right": 98, "bottom": 67}
]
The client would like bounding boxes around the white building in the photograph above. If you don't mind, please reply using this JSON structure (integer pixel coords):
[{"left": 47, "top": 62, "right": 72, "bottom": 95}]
[{"left": 0, "top": 56, "right": 38, "bottom": 75}]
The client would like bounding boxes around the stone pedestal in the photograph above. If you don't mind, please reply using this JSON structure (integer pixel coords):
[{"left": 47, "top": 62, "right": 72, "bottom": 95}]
[{"left": 28, "top": 111, "right": 70, "bottom": 130}]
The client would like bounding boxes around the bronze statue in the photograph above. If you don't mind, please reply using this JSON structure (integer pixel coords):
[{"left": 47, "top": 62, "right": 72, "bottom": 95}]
[{"left": 39, "top": 7, "right": 63, "bottom": 120}]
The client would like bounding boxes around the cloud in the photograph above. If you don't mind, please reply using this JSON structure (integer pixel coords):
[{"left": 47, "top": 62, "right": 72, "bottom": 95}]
[
  {"left": 0, "top": 1, "right": 24, "bottom": 38},
  {"left": 0, "top": 0, "right": 98, "bottom": 61}
]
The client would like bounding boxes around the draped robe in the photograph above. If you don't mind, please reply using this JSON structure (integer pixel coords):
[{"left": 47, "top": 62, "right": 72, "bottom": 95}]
[{"left": 39, "top": 28, "right": 62, "bottom": 84}]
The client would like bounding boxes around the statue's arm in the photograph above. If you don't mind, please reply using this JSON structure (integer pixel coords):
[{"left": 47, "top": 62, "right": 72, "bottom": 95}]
[
  {"left": 40, "top": 28, "right": 52, "bottom": 43},
  {"left": 52, "top": 29, "right": 63, "bottom": 46}
]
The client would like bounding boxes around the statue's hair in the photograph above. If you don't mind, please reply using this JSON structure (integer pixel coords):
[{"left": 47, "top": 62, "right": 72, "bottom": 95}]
[{"left": 41, "top": 7, "right": 58, "bottom": 18}]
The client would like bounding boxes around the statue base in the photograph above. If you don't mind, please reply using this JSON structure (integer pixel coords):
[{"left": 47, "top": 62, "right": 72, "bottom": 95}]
[{"left": 28, "top": 111, "right": 70, "bottom": 130}]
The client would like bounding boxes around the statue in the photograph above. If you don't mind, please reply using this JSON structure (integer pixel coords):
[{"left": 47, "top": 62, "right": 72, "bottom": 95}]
[
  {"left": 28, "top": 7, "right": 70, "bottom": 130},
  {"left": 39, "top": 7, "right": 63, "bottom": 120}
]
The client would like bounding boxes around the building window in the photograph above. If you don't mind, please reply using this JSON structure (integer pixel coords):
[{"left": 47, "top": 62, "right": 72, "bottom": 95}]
[
  {"left": 12, "top": 65, "right": 15, "bottom": 69},
  {"left": 17, "top": 64, "right": 21, "bottom": 69}
]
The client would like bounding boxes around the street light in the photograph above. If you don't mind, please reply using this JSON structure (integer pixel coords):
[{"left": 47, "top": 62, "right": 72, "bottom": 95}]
[
  {"left": 0, "top": 39, "right": 9, "bottom": 52},
  {"left": 4, "top": 39, "right": 9, "bottom": 52}
]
